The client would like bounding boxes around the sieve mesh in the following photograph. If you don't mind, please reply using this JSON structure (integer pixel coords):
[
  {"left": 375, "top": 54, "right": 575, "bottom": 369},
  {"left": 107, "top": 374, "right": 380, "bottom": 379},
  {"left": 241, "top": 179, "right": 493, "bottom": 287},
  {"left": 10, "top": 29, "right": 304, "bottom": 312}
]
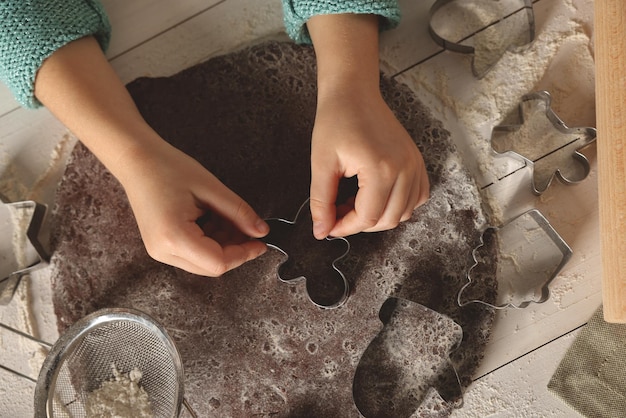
[{"left": 34, "top": 309, "right": 184, "bottom": 418}]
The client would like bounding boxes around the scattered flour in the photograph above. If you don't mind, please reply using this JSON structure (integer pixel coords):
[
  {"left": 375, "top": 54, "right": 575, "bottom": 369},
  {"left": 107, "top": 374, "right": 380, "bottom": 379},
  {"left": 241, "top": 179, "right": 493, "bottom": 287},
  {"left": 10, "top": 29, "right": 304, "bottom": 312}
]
[
  {"left": 0, "top": 131, "right": 75, "bottom": 331},
  {"left": 396, "top": 0, "right": 595, "bottom": 224},
  {"left": 86, "top": 365, "right": 154, "bottom": 418},
  {"left": 430, "top": 0, "right": 534, "bottom": 77},
  {"left": 549, "top": 271, "right": 583, "bottom": 309},
  {"left": 0, "top": 130, "right": 75, "bottom": 414},
  {"left": 0, "top": 132, "right": 75, "bottom": 204}
]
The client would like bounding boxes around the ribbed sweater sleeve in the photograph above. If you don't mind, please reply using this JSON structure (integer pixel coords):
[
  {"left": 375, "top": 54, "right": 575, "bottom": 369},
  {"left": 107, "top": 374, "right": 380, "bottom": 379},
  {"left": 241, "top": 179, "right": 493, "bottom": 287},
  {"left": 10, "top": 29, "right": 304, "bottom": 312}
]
[
  {"left": 281, "top": 0, "right": 401, "bottom": 44},
  {"left": 0, "top": 0, "right": 111, "bottom": 108}
]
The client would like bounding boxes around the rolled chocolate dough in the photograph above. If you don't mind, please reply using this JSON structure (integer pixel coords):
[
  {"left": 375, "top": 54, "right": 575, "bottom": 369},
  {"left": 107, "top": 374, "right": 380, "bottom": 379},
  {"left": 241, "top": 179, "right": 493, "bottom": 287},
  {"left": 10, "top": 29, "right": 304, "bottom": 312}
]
[{"left": 49, "top": 41, "right": 497, "bottom": 417}]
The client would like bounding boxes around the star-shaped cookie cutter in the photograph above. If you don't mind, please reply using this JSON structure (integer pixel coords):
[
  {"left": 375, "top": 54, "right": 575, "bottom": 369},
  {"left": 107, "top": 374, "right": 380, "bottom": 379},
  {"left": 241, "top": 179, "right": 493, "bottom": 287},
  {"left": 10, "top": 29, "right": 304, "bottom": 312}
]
[
  {"left": 353, "top": 297, "right": 463, "bottom": 416},
  {"left": 429, "top": 0, "right": 535, "bottom": 78},
  {"left": 491, "top": 91, "right": 597, "bottom": 195},
  {"left": 458, "top": 209, "right": 572, "bottom": 309},
  {"left": 261, "top": 199, "right": 350, "bottom": 309},
  {"left": 0, "top": 199, "right": 49, "bottom": 304}
]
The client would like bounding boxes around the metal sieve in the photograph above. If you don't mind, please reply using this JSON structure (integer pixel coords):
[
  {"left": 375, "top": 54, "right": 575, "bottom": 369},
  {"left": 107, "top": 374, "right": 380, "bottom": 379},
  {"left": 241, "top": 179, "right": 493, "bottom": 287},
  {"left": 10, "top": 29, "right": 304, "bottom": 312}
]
[{"left": 34, "top": 308, "right": 195, "bottom": 418}]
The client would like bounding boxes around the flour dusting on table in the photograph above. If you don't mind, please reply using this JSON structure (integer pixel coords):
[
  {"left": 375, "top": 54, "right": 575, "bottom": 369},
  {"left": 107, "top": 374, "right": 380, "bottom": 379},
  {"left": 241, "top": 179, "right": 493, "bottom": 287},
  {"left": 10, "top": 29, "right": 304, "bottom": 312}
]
[{"left": 393, "top": 0, "right": 595, "bottom": 224}]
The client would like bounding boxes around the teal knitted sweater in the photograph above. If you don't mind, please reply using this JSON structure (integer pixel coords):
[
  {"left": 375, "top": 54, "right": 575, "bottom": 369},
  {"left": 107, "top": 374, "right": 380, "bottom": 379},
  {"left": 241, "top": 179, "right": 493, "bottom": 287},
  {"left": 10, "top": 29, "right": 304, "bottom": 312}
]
[
  {"left": 0, "top": 0, "right": 111, "bottom": 108},
  {"left": 0, "top": 0, "right": 400, "bottom": 109},
  {"left": 283, "top": 0, "right": 400, "bottom": 44}
]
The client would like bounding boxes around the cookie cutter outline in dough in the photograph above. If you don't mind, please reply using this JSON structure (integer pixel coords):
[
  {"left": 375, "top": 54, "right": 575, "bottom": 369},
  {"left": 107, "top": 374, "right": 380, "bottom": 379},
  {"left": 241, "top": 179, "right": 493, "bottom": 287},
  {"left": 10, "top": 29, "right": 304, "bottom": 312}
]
[
  {"left": 353, "top": 297, "right": 464, "bottom": 416},
  {"left": 0, "top": 199, "right": 50, "bottom": 305},
  {"left": 262, "top": 198, "right": 351, "bottom": 309},
  {"left": 428, "top": 0, "right": 535, "bottom": 78},
  {"left": 491, "top": 90, "right": 598, "bottom": 195},
  {"left": 458, "top": 209, "right": 573, "bottom": 309}
]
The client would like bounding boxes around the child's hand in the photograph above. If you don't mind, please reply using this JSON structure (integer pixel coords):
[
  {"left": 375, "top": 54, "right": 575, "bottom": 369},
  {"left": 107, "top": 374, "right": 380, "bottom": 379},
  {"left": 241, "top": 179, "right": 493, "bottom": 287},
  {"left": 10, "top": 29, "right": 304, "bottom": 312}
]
[
  {"left": 310, "top": 86, "right": 429, "bottom": 239},
  {"left": 120, "top": 140, "right": 269, "bottom": 276},
  {"left": 306, "top": 13, "right": 430, "bottom": 240},
  {"left": 34, "top": 37, "right": 268, "bottom": 277}
]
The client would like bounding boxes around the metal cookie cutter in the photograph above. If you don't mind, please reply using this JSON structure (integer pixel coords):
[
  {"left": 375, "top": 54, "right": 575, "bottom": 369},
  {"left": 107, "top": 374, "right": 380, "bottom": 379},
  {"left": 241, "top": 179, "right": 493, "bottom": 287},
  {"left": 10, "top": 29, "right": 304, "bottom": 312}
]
[
  {"left": 429, "top": 0, "right": 535, "bottom": 78},
  {"left": 261, "top": 199, "right": 350, "bottom": 309},
  {"left": 458, "top": 209, "right": 572, "bottom": 309},
  {"left": 353, "top": 298, "right": 463, "bottom": 416},
  {"left": 491, "top": 91, "right": 597, "bottom": 195},
  {"left": 0, "top": 199, "right": 49, "bottom": 304}
]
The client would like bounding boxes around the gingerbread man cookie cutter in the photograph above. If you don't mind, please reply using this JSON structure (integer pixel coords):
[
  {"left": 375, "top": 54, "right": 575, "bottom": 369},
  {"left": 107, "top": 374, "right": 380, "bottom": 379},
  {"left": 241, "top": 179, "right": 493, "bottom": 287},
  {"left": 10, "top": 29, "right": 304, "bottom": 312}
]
[
  {"left": 491, "top": 91, "right": 597, "bottom": 195},
  {"left": 262, "top": 199, "right": 351, "bottom": 309}
]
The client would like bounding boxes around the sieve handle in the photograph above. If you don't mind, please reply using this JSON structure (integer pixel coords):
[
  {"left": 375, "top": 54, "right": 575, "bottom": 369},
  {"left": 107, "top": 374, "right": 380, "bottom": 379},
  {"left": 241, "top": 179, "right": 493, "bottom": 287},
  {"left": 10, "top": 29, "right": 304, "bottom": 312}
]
[
  {"left": 183, "top": 398, "right": 198, "bottom": 418},
  {"left": 0, "top": 322, "right": 53, "bottom": 348},
  {"left": 0, "top": 322, "right": 52, "bottom": 383}
]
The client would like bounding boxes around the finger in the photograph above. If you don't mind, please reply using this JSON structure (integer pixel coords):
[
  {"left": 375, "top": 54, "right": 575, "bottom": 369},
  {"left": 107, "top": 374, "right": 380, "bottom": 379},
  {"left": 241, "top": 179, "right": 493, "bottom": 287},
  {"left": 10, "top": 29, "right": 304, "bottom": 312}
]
[
  {"left": 173, "top": 233, "right": 267, "bottom": 277},
  {"left": 196, "top": 178, "right": 269, "bottom": 238},
  {"left": 152, "top": 220, "right": 267, "bottom": 277},
  {"left": 310, "top": 162, "right": 341, "bottom": 240},
  {"left": 402, "top": 156, "right": 430, "bottom": 222},
  {"left": 416, "top": 164, "right": 430, "bottom": 208},
  {"left": 167, "top": 253, "right": 220, "bottom": 277},
  {"left": 402, "top": 166, "right": 425, "bottom": 222},
  {"left": 199, "top": 214, "right": 249, "bottom": 246},
  {"left": 167, "top": 241, "right": 267, "bottom": 277},
  {"left": 401, "top": 175, "right": 419, "bottom": 222},
  {"left": 328, "top": 174, "right": 392, "bottom": 237},
  {"left": 362, "top": 173, "right": 413, "bottom": 232},
  {"left": 400, "top": 154, "right": 430, "bottom": 222},
  {"left": 336, "top": 196, "right": 356, "bottom": 219}
]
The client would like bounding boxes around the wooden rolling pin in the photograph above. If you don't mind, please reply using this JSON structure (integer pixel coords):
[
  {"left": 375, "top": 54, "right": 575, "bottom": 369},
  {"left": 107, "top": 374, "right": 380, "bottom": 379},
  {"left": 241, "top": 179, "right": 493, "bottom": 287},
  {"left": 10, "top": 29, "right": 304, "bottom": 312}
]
[{"left": 595, "top": 1, "right": 626, "bottom": 323}]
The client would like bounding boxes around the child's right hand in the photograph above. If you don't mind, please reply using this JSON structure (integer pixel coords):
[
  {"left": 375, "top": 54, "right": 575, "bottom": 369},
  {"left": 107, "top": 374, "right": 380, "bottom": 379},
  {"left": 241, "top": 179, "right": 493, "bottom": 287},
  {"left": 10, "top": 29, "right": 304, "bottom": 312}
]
[
  {"left": 119, "top": 138, "right": 269, "bottom": 277},
  {"left": 35, "top": 36, "right": 268, "bottom": 277}
]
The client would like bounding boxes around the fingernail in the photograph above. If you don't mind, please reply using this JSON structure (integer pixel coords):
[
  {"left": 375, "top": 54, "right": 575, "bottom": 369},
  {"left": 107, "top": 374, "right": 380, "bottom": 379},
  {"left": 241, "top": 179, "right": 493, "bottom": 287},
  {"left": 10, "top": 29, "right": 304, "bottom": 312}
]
[
  {"left": 256, "top": 219, "right": 270, "bottom": 235},
  {"left": 313, "top": 222, "right": 327, "bottom": 239}
]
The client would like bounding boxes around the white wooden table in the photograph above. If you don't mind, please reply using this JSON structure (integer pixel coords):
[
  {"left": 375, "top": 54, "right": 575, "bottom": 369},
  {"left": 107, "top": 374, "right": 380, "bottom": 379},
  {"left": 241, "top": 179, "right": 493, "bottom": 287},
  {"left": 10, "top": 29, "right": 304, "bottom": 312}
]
[{"left": 0, "top": 0, "right": 597, "bottom": 415}]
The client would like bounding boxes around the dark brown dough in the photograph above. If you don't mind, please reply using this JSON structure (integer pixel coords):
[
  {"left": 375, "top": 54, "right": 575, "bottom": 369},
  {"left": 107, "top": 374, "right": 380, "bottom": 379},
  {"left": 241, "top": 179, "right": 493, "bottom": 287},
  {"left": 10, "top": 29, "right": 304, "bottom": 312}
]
[{"left": 49, "top": 41, "right": 497, "bottom": 417}]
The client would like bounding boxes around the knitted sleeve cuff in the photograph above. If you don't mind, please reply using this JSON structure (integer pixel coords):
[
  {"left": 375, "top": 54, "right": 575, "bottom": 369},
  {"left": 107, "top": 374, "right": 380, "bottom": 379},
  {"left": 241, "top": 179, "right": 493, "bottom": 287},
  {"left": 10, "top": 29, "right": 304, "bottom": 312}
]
[
  {"left": 0, "top": 0, "right": 111, "bottom": 109},
  {"left": 282, "top": 0, "right": 401, "bottom": 44}
]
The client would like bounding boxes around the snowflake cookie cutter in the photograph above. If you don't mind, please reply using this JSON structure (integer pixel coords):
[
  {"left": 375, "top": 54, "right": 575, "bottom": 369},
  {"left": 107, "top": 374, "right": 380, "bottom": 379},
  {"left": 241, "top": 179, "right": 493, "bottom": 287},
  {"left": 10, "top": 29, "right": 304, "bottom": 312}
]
[
  {"left": 429, "top": 0, "right": 535, "bottom": 78},
  {"left": 353, "top": 297, "right": 463, "bottom": 416},
  {"left": 261, "top": 199, "right": 351, "bottom": 309},
  {"left": 458, "top": 209, "right": 572, "bottom": 309},
  {"left": 0, "top": 199, "right": 49, "bottom": 304},
  {"left": 491, "top": 91, "right": 597, "bottom": 195}
]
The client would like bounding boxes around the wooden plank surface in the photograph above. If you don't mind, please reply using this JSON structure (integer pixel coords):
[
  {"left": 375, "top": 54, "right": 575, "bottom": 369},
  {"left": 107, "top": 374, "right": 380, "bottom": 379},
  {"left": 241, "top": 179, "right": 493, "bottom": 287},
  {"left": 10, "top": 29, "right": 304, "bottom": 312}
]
[
  {"left": 0, "top": 0, "right": 598, "bottom": 415},
  {"left": 0, "top": 0, "right": 223, "bottom": 116},
  {"left": 387, "top": 0, "right": 599, "bottom": 378},
  {"left": 110, "top": 0, "right": 286, "bottom": 83},
  {"left": 451, "top": 328, "right": 583, "bottom": 417}
]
